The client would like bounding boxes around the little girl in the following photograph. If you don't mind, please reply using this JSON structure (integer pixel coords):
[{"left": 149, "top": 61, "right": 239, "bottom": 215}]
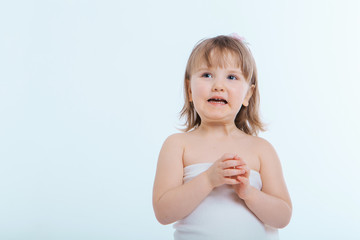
[{"left": 152, "top": 34, "right": 292, "bottom": 240}]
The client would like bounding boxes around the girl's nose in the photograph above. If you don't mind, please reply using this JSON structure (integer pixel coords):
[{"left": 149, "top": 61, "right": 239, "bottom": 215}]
[
  {"left": 212, "top": 79, "right": 225, "bottom": 92},
  {"left": 213, "top": 86, "right": 224, "bottom": 92}
]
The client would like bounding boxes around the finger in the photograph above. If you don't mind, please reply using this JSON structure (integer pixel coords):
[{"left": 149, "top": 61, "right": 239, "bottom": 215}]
[
  {"left": 245, "top": 167, "right": 251, "bottom": 178},
  {"left": 238, "top": 166, "right": 250, "bottom": 178},
  {"left": 235, "top": 158, "right": 247, "bottom": 166},
  {"left": 223, "top": 168, "right": 245, "bottom": 177},
  {"left": 224, "top": 177, "right": 241, "bottom": 185},
  {"left": 222, "top": 159, "right": 246, "bottom": 169},
  {"left": 235, "top": 164, "right": 250, "bottom": 170},
  {"left": 237, "top": 175, "right": 250, "bottom": 184},
  {"left": 220, "top": 153, "right": 238, "bottom": 161}
]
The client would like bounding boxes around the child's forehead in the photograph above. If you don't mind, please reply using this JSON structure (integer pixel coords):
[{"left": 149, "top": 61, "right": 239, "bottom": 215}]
[
  {"left": 195, "top": 64, "right": 243, "bottom": 74},
  {"left": 193, "top": 49, "right": 242, "bottom": 72}
]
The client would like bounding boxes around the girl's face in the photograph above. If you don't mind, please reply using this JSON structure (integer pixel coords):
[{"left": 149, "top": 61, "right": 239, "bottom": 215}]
[{"left": 188, "top": 55, "right": 254, "bottom": 125}]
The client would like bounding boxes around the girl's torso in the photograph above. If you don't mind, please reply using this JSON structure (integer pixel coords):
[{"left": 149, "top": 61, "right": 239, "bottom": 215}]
[
  {"left": 173, "top": 130, "right": 279, "bottom": 240},
  {"left": 182, "top": 130, "right": 261, "bottom": 172},
  {"left": 173, "top": 161, "right": 278, "bottom": 240}
]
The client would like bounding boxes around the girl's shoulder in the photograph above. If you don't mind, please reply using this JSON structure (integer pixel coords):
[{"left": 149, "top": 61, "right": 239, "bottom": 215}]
[
  {"left": 248, "top": 136, "right": 281, "bottom": 173},
  {"left": 243, "top": 134, "right": 277, "bottom": 156},
  {"left": 164, "top": 131, "right": 190, "bottom": 141},
  {"left": 161, "top": 132, "right": 190, "bottom": 149},
  {"left": 249, "top": 135, "right": 273, "bottom": 147},
  {"left": 162, "top": 131, "right": 201, "bottom": 153},
  {"left": 164, "top": 130, "right": 197, "bottom": 141}
]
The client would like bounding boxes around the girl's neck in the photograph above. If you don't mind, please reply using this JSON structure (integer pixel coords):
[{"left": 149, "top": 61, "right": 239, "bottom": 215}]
[{"left": 196, "top": 122, "right": 243, "bottom": 138}]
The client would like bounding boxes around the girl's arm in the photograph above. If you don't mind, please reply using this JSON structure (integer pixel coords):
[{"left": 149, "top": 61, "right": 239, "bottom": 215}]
[
  {"left": 152, "top": 134, "right": 244, "bottom": 225},
  {"left": 234, "top": 138, "right": 292, "bottom": 228}
]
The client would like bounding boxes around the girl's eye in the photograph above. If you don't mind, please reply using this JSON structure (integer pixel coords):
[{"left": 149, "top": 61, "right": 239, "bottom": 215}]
[
  {"left": 202, "top": 73, "right": 212, "bottom": 78},
  {"left": 227, "top": 75, "right": 238, "bottom": 80}
]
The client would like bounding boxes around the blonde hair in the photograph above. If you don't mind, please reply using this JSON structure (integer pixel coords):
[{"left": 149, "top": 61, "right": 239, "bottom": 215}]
[{"left": 180, "top": 35, "right": 266, "bottom": 136}]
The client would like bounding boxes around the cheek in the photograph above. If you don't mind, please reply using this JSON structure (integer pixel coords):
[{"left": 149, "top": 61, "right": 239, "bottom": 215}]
[
  {"left": 230, "top": 87, "right": 248, "bottom": 106},
  {"left": 192, "top": 89, "right": 203, "bottom": 99},
  {"left": 230, "top": 86, "right": 244, "bottom": 98},
  {"left": 191, "top": 82, "right": 208, "bottom": 99},
  {"left": 236, "top": 84, "right": 250, "bottom": 99}
]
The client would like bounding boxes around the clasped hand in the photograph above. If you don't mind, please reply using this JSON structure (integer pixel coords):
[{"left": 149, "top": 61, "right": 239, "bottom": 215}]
[{"left": 206, "top": 153, "right": 251, "bottom": 200}]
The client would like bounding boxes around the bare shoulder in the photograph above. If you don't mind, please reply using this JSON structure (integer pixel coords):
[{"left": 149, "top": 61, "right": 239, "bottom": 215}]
[
  {"left": 153, "top": 132, "right": 188, "bottom": 202},
  {"left": 246, "top": 135, "right": 283, "bottom": 185},
  {"left": 251, "top": 136, "right": 292, "bottom": 208},
  {"left": 158, "top": 132, "right": 188, "bottom": 168},
  {"left": 246, "top": 135, "right": 278, "bottom": 163},
  {"left": 247, "top": 135, "right": 273, "bottom": 147},
  {"left": 162, "top": 132, "right": 187, "bottom": 147},
  {"left": 163, "top": 131, "right": 198, "bottom": 148}
]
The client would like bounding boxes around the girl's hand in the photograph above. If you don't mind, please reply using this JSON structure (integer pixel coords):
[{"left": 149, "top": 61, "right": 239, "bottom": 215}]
[
  {"left": 205, "top": 153, "right": 246, "bottom": 188},
  {"left": 232, "top": 163, "right": 252, "bottom": 200}
]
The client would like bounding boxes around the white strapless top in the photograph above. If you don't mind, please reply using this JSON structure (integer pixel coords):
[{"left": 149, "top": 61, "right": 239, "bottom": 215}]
[{"left": 173, "top": 163, "right": 279, "bottom": 240}]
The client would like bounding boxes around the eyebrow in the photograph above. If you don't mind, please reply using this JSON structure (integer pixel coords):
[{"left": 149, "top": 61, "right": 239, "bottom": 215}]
[
  {"left": 196, "top": 67, "right": 211, "bottom": 72},
  {"left": 195, "top": 67, "right": 243, "bottom": 74},
  {"left": 227, "top": 69, "right": 243, "bottom": 74}
]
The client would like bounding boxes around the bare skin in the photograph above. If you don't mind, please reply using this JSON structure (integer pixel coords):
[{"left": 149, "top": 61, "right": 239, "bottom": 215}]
[
  {"left": 153, "top": 63, "right": 292, "bottom": 228},
  {"left": 153, "top": 125, "right": 292, "bottom": 228}
]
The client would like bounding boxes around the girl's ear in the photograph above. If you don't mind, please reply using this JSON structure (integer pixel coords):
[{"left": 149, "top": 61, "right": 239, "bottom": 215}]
[
  {"left": 187, "top": 80, "right": 192, "bottom": 102},
  {"left": 242, "top": 84, "right": 255, "bottom": 107}
]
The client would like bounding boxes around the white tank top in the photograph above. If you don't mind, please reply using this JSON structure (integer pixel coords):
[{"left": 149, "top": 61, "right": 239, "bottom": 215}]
[{"left": 173, "top": 163, "right": 279, "bottom": 240}]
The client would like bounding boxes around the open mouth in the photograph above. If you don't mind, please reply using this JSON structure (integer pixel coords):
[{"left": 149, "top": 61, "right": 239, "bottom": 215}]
[{"left": 207, "top": 98, "right": 228, "bottom": 104}]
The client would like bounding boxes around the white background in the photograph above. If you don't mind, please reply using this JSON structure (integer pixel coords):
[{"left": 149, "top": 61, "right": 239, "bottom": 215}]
[{"left": 0, "top": 0, "right": 359, "bottom": 239}]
